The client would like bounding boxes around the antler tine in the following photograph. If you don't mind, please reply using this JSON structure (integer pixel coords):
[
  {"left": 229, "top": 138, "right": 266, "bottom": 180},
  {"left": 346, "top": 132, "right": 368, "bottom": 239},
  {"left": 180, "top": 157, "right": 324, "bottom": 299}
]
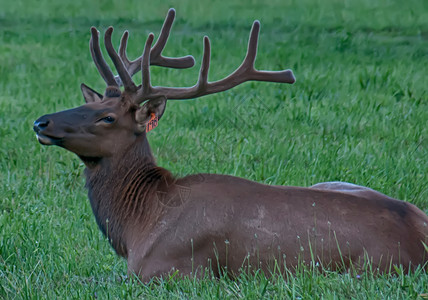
[
  {"left": 119, "top": 31, "right": 131, "bottom": 69},
  {"left": 241, "top": 20, "right": 259, "bottom": 72},
  {"left": 150, "top": 8, "right": 195, "bottom": 69},
  {"left": 90, "top": 27, "right": 118, "bottom": 87},
  {"left": 243, "top": 21, "right": 295, "bottom": 83},
  {"left": 118, "top": 31, "right": 139, "bottom": 76},
  {"left": 141, "top": 33, "right": 155, "bottom": 96},
  {"left": 196, "top": 36, "right": 211, "bottom": 91},
  {"left": 217, "top": 20, "right": 295, "bottom": 86},
  {"left": 104, "top": 27, "right": 137, "bottom": 92},
  {"left": 116, "top": 8, "right": 195, "bottom": 83},
  {"left": 219, "top": 20, "right": 295, "bottom": 84}
]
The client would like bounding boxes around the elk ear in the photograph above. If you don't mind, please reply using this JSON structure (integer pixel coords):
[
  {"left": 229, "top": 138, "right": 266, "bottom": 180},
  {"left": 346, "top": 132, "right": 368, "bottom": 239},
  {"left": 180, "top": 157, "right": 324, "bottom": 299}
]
[
  {"left": 135, "top": 97, "right": 167, "bottom": 132},
  {"left": 80, "top": 83, "right": 103, "bottom": 103}
]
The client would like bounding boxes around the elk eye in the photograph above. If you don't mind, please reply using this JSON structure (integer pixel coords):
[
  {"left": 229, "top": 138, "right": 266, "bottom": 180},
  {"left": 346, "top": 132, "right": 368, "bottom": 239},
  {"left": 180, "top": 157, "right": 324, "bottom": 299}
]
[{"left": 101, "top": 116, "right": 115, "bottom": 124}]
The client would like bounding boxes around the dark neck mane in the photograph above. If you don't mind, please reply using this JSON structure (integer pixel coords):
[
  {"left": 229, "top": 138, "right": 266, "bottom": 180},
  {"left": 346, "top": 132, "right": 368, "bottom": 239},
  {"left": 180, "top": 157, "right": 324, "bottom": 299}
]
[{"left": 83, "top": 138, "right": 174, "bottom": 257}]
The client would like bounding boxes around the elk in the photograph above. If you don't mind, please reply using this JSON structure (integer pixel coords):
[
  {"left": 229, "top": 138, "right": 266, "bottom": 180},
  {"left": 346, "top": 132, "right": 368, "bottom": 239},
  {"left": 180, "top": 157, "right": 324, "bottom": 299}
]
[{"left": 34, "top": 9, "right": 428, "bottom": 280}]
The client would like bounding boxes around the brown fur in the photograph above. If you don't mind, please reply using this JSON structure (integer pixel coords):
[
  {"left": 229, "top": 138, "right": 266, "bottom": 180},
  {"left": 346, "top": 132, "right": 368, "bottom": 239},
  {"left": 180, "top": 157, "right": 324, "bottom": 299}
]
[
  {"left": 83, "top": 139, "right": 174, "bottom": 257},
  {"left": 34, "top": 98, "right": 428, "bottom": 281},
  {"left": 33, "top": 82, "right": 428, "bottom": 282}
]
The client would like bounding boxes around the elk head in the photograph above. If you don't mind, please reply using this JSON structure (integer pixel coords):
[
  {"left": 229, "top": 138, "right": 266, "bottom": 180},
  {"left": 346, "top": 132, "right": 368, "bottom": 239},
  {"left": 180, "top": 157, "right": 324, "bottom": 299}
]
[{"left": 33, "top": 8, "right": 295, "bottom": 165}]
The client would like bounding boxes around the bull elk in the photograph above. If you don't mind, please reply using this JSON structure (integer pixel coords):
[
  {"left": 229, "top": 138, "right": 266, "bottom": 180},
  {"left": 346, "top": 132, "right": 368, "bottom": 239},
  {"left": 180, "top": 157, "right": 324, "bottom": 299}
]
[{"left": 33, "top": 9, "right": 428, "bottom": 280}]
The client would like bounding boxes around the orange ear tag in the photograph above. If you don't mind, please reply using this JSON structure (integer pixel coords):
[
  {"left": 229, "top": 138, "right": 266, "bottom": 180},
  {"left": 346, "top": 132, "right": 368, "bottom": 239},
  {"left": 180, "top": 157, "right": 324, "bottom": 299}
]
[{"left": 146, "top": 113, "right": 159, "bottom": 133}]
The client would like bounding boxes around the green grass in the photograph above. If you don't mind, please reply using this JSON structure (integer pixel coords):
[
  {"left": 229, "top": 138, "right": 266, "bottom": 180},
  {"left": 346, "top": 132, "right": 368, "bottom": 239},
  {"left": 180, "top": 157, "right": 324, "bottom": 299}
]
[{"left": 1, "top": 0, "right": 427, "bottom": 298}]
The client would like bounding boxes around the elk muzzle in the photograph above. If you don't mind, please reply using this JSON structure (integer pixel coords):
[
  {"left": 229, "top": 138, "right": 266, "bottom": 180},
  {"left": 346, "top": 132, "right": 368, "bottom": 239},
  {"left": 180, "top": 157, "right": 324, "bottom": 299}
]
[{"left": 33, "top": 116, "right": 64, "bottom": 146}]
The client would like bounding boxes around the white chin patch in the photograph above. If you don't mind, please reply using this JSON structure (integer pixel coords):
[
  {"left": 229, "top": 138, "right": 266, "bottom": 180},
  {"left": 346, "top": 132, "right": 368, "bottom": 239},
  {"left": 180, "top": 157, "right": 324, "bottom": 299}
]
[{"left": 36, "top": 134, "right": 54, "bottom": 145}]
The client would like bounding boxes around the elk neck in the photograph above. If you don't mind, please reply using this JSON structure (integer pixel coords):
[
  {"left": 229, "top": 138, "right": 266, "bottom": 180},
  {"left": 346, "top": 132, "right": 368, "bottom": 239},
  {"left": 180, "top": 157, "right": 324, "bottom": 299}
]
[{"left": 83, "top": 134, "right": 175, "bottom": 257}]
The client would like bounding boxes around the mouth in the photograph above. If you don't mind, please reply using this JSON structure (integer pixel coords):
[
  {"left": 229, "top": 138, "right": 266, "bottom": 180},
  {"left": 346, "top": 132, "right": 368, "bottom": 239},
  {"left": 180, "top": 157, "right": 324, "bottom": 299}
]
[{"left": 36, "top": 133, "right": 63, "bottom": 146}]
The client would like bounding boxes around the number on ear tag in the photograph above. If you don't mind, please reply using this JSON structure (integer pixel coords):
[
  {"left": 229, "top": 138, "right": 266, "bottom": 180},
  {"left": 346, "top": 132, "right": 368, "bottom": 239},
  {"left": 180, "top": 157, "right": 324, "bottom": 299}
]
[{"left": 146, "top": 113, "right": 159, "bottom": 133}]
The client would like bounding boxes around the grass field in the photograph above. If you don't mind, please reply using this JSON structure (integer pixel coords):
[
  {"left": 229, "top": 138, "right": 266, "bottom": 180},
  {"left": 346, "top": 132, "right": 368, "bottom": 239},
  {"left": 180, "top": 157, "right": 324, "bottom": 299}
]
[{"left": 1, "top": 0, "right": 428, "bottom": 298}]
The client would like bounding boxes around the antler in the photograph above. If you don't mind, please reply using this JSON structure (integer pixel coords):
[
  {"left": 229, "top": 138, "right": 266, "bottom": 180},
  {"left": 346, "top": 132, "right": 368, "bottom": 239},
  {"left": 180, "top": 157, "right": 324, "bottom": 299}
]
[
  {"left": 90, "top": 8, "right": 295, "bottom": 101},
  {"left": 118, "top": 9, "right": 195, "bottom": 75},
  {"left": 136, "top": 20, "right": 295, "bottom": 102},
  {"left": 90, "top": 8, "right": 195, "bottom": 90}
]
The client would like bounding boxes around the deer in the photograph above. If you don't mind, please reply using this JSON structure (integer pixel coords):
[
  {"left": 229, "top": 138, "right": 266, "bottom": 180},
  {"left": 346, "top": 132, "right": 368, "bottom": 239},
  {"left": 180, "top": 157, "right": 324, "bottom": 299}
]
[{"left": 33, "top": 9, "right": 428, "bottom": 281}]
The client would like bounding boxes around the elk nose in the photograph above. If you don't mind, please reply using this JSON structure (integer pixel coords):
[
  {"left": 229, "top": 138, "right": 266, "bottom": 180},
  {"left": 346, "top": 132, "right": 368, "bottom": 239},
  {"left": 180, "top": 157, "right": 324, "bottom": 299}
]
[{"left": 33, "top": 119, "right": 50, "bottom": 133}]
